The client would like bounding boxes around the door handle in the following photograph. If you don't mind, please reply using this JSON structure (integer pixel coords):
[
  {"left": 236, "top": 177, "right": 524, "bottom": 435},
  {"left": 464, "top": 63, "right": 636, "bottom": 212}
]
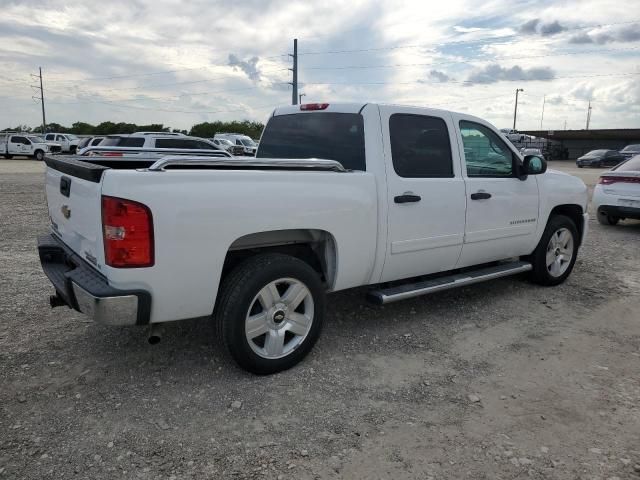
[
  {"left": 470, "top": 192, "right": 492, "bottom": 200},
  {"left": 394, "top": 193, "right": 421, "bottom": 204}
]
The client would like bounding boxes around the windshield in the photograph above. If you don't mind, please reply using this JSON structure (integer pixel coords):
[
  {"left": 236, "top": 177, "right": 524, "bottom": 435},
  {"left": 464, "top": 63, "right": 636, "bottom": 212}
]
[
  {"left": 28, "top": 136, "right": 45, "bottom": 143},
  {"left": 584, "top": 150, "right": 607, "bottom": 157},
  {"left": 240, "top": 138, "right": 256, "bottom": 147},
  {"left": 257, "top": 112, "right": 366, "bottom": 170},
  {"left": 621, "top": 144, "right": 640, "bottom": 152},
  {"left": 66, "top": 134, "right": 78, "bottom": 140}
]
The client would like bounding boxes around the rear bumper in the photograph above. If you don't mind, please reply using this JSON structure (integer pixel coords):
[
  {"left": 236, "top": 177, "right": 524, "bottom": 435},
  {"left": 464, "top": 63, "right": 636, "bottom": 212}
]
[
  {"left": 597, "top": 205, "right": 640, "bottom": 220},
  {"left": 37, "top": 234, "right": 151, "bottom": 325}
]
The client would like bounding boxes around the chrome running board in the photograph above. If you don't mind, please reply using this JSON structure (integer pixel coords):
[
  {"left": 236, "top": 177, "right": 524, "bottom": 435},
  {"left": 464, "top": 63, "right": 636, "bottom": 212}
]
[{"left": 367, "top": 261, "right": 532, "bottom": 305}]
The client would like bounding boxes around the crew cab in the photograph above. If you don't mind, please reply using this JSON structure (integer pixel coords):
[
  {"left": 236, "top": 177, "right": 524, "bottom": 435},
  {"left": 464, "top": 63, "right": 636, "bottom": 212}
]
[
  {"left": 44, "top": 133, "right": 80, "bottom": 153},
  {"left": 1, "top": 133, "right": 61, "bottom": 160},
  {"left": 38, "top": 102, "right": 588, "bottom": 374}
]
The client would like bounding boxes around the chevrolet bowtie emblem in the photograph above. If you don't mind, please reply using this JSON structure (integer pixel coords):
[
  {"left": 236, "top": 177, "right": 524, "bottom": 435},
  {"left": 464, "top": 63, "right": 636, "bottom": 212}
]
[{"left": 61, "top": 205, "right": 71, "bottom": 219}]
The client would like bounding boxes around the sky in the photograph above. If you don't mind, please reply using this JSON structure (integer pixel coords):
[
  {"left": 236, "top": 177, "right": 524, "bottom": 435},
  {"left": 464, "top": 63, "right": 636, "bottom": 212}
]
[{"left": 0, "top": 0, "right": 639, "bottom": 132}]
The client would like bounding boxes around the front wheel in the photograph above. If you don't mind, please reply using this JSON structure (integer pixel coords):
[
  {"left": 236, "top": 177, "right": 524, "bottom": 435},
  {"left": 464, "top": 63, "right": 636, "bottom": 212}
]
[
  {"left": 215, "top": 253, "right": 325, "bottom": 374},
  {"left": 34, "top": 150, "right": 44, "bottom": 161},
  {"left": 529, "top": 215, "right": 579, "bottom": 286},
  {"left": 3, "top": 154, "right": 13, "bottom": 159}
]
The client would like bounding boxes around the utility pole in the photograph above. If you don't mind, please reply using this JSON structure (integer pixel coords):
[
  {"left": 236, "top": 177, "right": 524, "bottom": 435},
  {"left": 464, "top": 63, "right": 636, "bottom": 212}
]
[
  {"left": 299, "top": 93, "right": 306, "bottom": 104},
  {"left": 585, "top": 101, "right": 592, "bottom": 130},
  {"left": 564, "top": 119, "right": 567, "bottom": 130},
  {"left": 513, "top": 88, "right": 523, "bottom": 130},
  {"left": 289, "top": 38, "right": 298, "bottom": 105},
  {"left": 539, "top": 95, "right": 546, "bottom": 130},
  {"left": 30, "top": 67, "right": 46, "bottom": 133}
]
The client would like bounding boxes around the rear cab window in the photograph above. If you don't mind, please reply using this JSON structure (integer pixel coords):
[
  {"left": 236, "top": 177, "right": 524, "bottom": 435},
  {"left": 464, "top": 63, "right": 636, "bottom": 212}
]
[{"left": 257, "top": 113, "right": 366, "bottom": 171}]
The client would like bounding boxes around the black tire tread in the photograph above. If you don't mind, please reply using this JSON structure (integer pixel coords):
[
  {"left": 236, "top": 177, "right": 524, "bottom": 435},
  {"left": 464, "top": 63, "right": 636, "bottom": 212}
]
[{"left": 529, "top": 214, "right": 579, "bottom": 286}]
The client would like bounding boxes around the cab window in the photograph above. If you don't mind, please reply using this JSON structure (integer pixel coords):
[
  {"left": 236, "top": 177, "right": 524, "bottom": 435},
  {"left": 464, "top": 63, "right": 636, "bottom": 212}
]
[{"left": 459, "top": 121, "right": 514, "bottom": 177}]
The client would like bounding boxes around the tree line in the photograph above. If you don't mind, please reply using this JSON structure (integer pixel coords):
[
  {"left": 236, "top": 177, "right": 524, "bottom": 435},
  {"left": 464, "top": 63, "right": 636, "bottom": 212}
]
[{"left": 1, "top": 120, "right": 265, "bottom": 139}]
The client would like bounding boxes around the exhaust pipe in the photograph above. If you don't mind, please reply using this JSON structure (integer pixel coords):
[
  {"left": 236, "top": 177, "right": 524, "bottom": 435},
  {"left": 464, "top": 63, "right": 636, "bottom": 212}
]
[{"left": 148, "top": 324, "right": 163, "bottom": 345}]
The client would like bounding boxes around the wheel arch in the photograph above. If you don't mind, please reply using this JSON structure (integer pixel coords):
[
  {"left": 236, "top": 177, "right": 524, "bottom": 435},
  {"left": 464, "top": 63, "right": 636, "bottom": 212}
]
[
  {"left": 548, "top": 204, "right": 585, "bottom": 244},
  {"left": 222, "top": 229, "right": 338, "bottom": 290}
]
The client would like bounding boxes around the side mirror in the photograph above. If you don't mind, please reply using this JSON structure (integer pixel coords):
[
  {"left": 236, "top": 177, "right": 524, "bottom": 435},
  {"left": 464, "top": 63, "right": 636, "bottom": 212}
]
[{"left": 522, "top": 155, "right": 547, "bottom": 177}]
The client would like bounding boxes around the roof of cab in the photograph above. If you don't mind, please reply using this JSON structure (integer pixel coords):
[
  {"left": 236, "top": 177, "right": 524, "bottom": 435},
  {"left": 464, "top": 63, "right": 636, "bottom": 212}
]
[{"left": 272, "top": 103, "right": 368, "bottom": 116}]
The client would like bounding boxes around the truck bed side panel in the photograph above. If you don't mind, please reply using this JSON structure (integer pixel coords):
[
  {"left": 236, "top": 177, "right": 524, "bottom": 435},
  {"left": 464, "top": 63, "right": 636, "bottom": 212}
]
[{"left": 100, "top": 169, "right": 378, "bottom": 323}]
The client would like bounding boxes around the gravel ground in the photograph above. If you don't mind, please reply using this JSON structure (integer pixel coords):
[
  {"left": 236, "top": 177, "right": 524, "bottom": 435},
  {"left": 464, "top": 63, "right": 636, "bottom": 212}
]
[{"left": 1, "top": 159, "right": 639, "bottom": 479}]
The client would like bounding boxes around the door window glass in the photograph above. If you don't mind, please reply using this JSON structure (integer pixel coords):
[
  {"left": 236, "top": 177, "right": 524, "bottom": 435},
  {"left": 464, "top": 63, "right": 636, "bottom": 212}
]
[
  {"left": 460, "top": 121, "right": 514, "bottom": 177},
  {"left": 389, "top": 114, "right": 453, "bottom": 178}
]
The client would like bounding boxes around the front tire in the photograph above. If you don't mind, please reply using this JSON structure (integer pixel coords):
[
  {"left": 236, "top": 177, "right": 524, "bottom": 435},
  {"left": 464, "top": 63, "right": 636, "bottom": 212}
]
[
  {"left": 4, "top": 154, "right": 13, "bottom": 159},
  {"left": 34, "top": 150, "right": 44, "bottom": 161},
  {"left": 215, "top": 253, "right": 325, "bottom": 375},
  {"left": 530, "top": 215, "right": 579, "bottom": 286}
]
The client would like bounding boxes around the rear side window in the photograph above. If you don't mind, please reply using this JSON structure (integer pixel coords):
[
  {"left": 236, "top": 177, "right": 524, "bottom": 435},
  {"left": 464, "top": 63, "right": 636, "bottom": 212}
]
[
  {"left": 257, "top": 113, "right": 366, "bottom": 171},
  {"left": 155, "top": 138, "right": 188, "bottom": 149},
  {"left": 11, "top": 136, "right": 28, "bottom": 143},
  {"left": 389, "top": 114, "right": 453, "bottom": 178}
]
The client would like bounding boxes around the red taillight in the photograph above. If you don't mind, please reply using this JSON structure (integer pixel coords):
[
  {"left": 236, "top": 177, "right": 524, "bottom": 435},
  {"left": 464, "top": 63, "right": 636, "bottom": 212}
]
[
  {"left": 300, "top": 103, "right": 329, "bottom": 111},
  {"left": 102, "top": 196, "right": 154, "bottom": 268},
  {"left": 599, "top": 176, "right": 640, "bottom": 185},
  {"left": 102, "top": 152, "right": 124, "bottom": 157}
]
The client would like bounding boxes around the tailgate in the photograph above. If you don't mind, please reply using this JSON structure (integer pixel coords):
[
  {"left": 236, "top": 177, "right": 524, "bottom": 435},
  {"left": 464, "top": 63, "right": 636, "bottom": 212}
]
[{"left": 45, "top": 158, "right": 105, "bottom": 269}]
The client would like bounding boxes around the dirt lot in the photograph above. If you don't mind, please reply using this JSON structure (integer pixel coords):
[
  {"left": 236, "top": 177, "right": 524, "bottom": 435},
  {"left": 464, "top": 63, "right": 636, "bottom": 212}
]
[{"left": 1, "top": 159, "right": 639, "bottom": 480}]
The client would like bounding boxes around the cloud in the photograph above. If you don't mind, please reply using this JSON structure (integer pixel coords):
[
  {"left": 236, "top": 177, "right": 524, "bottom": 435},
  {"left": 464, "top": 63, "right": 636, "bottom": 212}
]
[
  {"left": 539, "top": 20, "right": 566, "bottom": 36},
  {"left": 228, "top": 54, "right": 261, "bottom": 81},
  {"left": 428, "top": 70, "right": 452, "bottom": 82},
  {"left": 519, "top": 19, "right": 566, "bottom": 36},
  {"left": 466, "top": 64, "right": 555, "bottom": 84},
  {"left": 570, "top": 83, "right": 595, "bottom": 101},
  {"left": 519, "top": 19, "right": 539, "bottom": 34},
  {"left": 546, "top": 94, "right": 565, "bottom": 105},
  {"left": 569, "top": 25, "right": 640, "bottom": 44}
]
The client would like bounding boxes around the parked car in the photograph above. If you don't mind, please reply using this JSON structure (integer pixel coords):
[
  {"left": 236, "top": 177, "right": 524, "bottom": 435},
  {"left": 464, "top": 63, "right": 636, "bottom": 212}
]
[
  {"left": 500, "top": 128, "right": 528, "bottom": 144},
  {"left": 211, "top": 138, "right": 244, "bottom": 156},
  {"left": 520, "top": 147, "right": 545, "bottom": 160},
  {"left": 592, "top": 155, "right": 640, "bottom": 225},
  {"left": 77, "top": 136, "right": 105, "bottom": 151},
  {"left": 44, "top": 133, "right": 80, "bottom": 153},
  {"left": 1, "top": 133, "right": 59, "bottom": 160},
  {"left": 214, "top": 133, "right": 258, "bottom": 155},
  {"left": 78, "top": 133, "right": 225, "bottom": 156},
  {"left": 38, "top": 102, "right": 587, "bottom": 374},
  {"left": 620, "top": 144, "right": 640, "bottom": 161},
  {"left": 576, "top": 149, "right": 626, "bottom": 168}
]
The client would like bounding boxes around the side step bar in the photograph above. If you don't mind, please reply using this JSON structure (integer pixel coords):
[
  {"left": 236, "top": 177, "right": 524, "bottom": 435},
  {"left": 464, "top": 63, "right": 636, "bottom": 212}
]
[{"left": 367, "top": 261, "right": 532, "bottom": 305}]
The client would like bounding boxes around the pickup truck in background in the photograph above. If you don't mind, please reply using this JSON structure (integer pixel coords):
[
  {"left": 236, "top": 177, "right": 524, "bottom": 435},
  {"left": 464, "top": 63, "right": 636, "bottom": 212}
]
[
  {"left": 38, "top": 102, "right": 588, "bottom": 374},
  {"left": 1, "top": 133, "right": 61, "bottom": 160},
  {"left": 500, "top": 128, "right": 529, "bottom": 144},
  {"left": 44, "top": 133, "right": 81, "bottom": 153}
]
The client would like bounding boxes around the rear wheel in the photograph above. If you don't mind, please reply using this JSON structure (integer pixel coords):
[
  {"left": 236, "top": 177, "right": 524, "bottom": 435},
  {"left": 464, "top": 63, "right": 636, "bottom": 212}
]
[
  {"left": 530, "top": 215, "right": 578, "bottom": 286},
  {"left": 215, "top": 253, "right": 325, "bottom": 374},
  {"left": 597, "top": 212, "right": 620, "bottom": 226}
]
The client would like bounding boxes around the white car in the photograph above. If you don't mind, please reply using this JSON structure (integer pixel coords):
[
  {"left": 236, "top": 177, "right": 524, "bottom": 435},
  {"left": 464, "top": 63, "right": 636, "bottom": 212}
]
[
  {"left": 592, "top": 155, "right": 640, "bottom": 225},
  {"left": 38, "top": 102, "right": 587, "bottom": 374},
  {"left": 1, "top": 133, "right": 60, "bottom": 160},
  {"left": 78, "top": 133, "right": 226, "bottom": 156},
  {"left": 44, "top": 133, "right": 80, "bottom": 153},
  {"left": 211, "top": 138, "right": 244, "bottom": 155},
  {"left": 214, "top": 133, "right": 258, "bottom": 155},
  {"left": 500, "top": 128, "right": 528, "bottom": 144}
]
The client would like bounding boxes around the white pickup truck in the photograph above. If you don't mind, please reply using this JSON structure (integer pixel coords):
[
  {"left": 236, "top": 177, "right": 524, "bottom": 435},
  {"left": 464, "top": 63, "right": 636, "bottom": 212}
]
[
  {"left": 38, "top": 102, "right": 588, "bottom": 374},
  {"left": 44, "top": 133, "right": 81, "bottom": 153},
  {"left": 1, "top": 133, "right": 61, "bottom": 160}
]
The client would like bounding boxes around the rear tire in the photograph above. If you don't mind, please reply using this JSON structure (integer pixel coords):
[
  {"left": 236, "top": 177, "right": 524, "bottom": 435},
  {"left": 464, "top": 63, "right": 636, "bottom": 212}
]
[
  {"left": 529, "top": 215, "right": 579, "bottom": 286},
  {"left": 597, "top": 212, "right": 620, "bottom": 226},
  {"left": 214, "top": 253, "right": 325, "bottom": 375}
]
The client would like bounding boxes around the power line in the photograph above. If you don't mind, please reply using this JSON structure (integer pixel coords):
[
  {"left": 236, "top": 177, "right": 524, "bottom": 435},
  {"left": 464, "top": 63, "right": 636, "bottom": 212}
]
[{"left": 301, "top": 46, "right": 640, "bottom": 72}]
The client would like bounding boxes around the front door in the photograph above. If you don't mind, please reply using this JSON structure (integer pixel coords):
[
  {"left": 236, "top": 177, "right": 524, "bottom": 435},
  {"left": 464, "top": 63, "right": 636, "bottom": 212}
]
[
  {"left": 379, "top": 107, "right": 466, "bottom": 282},
  {"left": 453, "top": 116, "right": 539, "bottom": 267}
]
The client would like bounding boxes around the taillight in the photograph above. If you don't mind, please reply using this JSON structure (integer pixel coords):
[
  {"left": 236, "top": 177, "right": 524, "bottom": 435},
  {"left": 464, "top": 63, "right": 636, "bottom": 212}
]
[
  {"left": 102, "top": 196, "right": 154, "bottom": 268},
  {"left": 300, "top": 103, "right": 329, "bottom": 111},
  {"left": 102, "top": 152, "right": 124, "bottom": 157},
  {"left": 599, "top": 176, "right": 640, "bottom": 185}
]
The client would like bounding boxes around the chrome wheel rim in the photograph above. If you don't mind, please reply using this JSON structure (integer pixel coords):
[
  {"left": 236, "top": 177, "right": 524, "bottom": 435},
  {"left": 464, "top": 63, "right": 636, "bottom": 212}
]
[
  {"left": 546, "top": 228, "right": 574, "bottom": 278},
  {"left": 245, "top": 278, "right": 314, "bottom": 359}
]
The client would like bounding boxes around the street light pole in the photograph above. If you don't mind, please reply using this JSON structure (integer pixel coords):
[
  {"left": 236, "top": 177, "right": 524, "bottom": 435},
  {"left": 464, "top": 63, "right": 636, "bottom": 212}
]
[
  {"left": 299, "top": 93, "right": 306, "bottom": 104},
  {"left": 513, "top": 88, "right": 524, "bottom": 130}
]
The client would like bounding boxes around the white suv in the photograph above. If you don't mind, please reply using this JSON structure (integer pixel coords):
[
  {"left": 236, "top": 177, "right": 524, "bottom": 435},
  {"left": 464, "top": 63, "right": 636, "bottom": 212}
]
[
  {"left": 214, "top": 133, "right": 258, "bottom": 156},
  {"left": 79, "top": 133, "right": 225, "bottom": 155}
]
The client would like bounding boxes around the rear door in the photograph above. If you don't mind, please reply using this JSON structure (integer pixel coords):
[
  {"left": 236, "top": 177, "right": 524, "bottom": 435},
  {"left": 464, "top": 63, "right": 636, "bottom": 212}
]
[
  {"left": 379, "top": 107, "right": 466, "bottom": 282},
  {"left": 452, "top": 115, "right": 539, "bottom": 267},
  {"left": 46, "top": 165, "right": 104, "bottom": 269}
]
